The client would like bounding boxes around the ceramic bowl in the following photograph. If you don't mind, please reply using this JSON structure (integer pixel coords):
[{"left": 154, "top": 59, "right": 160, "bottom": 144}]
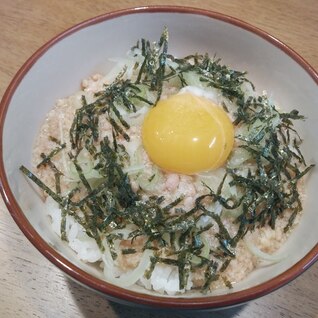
[{"left": 0, "top": 6, "right": 317, "bottom": 310}]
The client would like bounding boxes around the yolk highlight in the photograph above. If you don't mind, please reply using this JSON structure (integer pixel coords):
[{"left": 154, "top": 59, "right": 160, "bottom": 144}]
[{"left": 141, "top": 93, "right": 234, "bottom": 174}]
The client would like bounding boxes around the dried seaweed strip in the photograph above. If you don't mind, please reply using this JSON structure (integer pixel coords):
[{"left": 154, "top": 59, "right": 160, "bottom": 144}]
[
  {"left": 36, "top": 143, "right": 66, "bottom": 169},
  {"left": 20, "top": 165, "right": 64, "bottom": 206}
]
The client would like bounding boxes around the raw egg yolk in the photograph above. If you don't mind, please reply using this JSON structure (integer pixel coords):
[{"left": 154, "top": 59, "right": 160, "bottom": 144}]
[{"left": 141, "top": 93, "right": 234, "bottom": 174}]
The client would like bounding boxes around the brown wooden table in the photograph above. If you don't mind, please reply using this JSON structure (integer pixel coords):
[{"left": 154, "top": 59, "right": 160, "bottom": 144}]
[{"left": 0, "top": 1, "right": 317, "bottom": 317}]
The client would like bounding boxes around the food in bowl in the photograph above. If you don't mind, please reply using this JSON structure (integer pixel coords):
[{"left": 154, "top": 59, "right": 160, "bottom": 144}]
[{"left": 20, "top": 28, "right": 313, "bottom": 296}]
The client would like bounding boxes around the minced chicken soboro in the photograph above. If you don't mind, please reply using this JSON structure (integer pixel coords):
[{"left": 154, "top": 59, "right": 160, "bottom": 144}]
[{"left": 26, "top": 30, "right": 312, "bottom": 295}]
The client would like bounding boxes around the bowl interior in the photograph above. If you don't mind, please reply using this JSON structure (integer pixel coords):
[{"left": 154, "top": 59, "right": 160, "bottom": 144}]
[{"left": 1, "top": 8, "right": 318, "bottom": 302}]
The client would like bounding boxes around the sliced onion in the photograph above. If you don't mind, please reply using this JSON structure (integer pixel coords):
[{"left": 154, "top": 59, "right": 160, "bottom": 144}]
[
  {"left": 181, "top": 72, "right": 205, "bottom": 88},
  {"left": 166, "top": 57, "right": 179, "bottom": 69},
  {"left": 125, "top": 106, "right": 149, "bottom": 126},
  {"left": 123, "top": 164, "right": 145, "bottom": 175},
  {"left": 109, "top": 225, "right": 137, "bottom": 240},
  {"left": 244, "top": 238, "right": 287, "bottom": 263},
  {"left": 102, "top": 246, "right": 153, "bottom": 288},
  {"left": 201, "top": 236, "right": 210, "bottom": 259},
  {"left": 162, "top": 232, "right": 170, "bottom": 244},
  {"left": 222, "top": 208, "right": 243, "bottom": 218},
  {"left": 227, "top": 148, "right": 251, "bottom": 168},
  {"left": 191, "top": 234, "right": 210, "bottom": 265},
  {"left": 137, "top": 167, "right": 164, "bottom": 192},
  {"left": 103, "top": 58, "right": 133, "bottom": 83},
  {"left": 196, "top": 168, "right": 227, "bottom": 191}
]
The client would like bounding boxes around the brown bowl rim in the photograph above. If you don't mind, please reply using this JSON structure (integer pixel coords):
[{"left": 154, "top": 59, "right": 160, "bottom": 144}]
[{"left": 0, "top": 5, "right": 317, "bottom": 310}]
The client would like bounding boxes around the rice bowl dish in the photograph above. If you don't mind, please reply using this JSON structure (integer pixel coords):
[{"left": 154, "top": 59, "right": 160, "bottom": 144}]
[
  {"left": 1, "top": 6, "right": 317, "bottom": 310},
  {"left": 20, "top": 28, "right": 313, "bottom": 296}
]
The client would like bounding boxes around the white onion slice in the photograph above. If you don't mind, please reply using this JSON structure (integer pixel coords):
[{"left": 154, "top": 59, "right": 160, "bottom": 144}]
[
  {"left": 123, "top": 164, "right": 145, "bottom": 175},
  {"left": 102, "top": 247, "right": 153, "bottom": 288},
  {"left": 137, "top": 167, "right": 164, "bottom": 192},
  {"left": 108, "top": 225, "right": 137, "bottom": 240},
  {"left": 191, "top": 234, "right": 210, "bottom": 265},
  {"left": 244, "top": 239, "right": 287, "bottom": 263}
]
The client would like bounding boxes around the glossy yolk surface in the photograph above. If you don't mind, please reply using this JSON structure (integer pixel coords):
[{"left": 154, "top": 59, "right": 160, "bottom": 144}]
[{"left": 141, "top": 93, "right": 234, "bottom": 174}]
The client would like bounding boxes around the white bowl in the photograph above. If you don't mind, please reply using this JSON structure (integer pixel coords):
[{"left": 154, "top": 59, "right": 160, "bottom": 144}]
[{"left": 0, "top": 6, "right": 317, "bottom": 310}]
